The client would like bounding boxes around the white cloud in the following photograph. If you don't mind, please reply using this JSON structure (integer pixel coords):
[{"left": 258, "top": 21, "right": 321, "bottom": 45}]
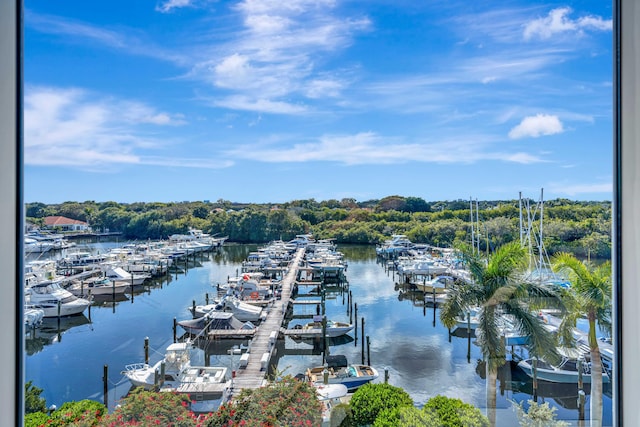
[
  {"left": 523, "top": 7, "right": 612, "bottom": 40},
  {"left": 212, "top": 95, "right": 308, "bottom": 114},
  {"left": 548, "top": 182, "right": 612, "bottom": 196},
  {"left": 508, "top": 114, "right": 564, "bottom": 139},
  {"left": 24, "top": 86, "right": 230, "bottom": 170},
  {"left": 156, "top": 0, "right": 193, "bottom": 13},
  {"left": 225, "top": 132, "right": 547, "bottom": 165}
]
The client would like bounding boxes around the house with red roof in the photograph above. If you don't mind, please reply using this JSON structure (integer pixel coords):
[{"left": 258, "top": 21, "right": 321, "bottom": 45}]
[{"left": 44, "top": 216, "right": 91, "bottom": 232}]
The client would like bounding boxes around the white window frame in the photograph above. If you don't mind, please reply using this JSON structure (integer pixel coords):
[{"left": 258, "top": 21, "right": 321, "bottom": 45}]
[{"left": 2, "top": 0, "right": 638, "bottom": 425}]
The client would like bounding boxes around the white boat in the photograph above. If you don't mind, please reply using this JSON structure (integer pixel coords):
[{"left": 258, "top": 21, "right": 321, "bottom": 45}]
[
  {"left": 517, "top": 356, "right": 611, "bottom": 384},
  {"left": 220, "top": 296, "right": 264, "bottom": 322},
  {"left": 104, "top": 266, "right": 150, "bottom": 286},
  {"left": 160, "top": 365, "right": 229, "bottom": 398},
  {"left": 413, "top": 275, "right": 453, "bottom": 294},
  {"left": 122, "top": 342, "right": 192, "bottom": 389},
  {"left": 66, "top": 277, "right": 129, "bottom": 297},
  {"left": 296, "top": 319, "right": 354, "bottom": 338},
  {"left": 188, "top": 296, "right": 263, "bottom": 322},
  {"left": 25, "top": 281, "right": 91, "bottom": 317},
  {"left": 306, "top": 363, "right": 379, "bottom": 392},
  {"left": 178, "top": 311, "right": 255, "bottom": 335}
]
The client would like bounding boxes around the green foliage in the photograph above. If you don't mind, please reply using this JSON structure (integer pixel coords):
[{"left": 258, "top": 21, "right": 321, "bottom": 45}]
[
  {"left": 515, "top": 400, "right": 569, "bottom": 427},
  {"left": 24, "top": 411, "right": 50, "bottom": 427},
  {"left": 349, "top": 383, "right": 413, "bottom": 426},
  {"left": 422, "top": 395, "right": 489, "bottom": 427},
  {"left": 374, "top": 405, "right": 437, "bottom": 426},
  {"left": 25, "top": 380, "right": 47, "bottom": 414},
  {"left": 209, "top": 375, "right": 322, "bottom": 426},
  {"left": 100, "top": 389, "right": 209, "bottom": 426},
  {"left": 46, "top": 400, "right": 106, "bottom": 426},
  {"left": 27, "top": 198, "right": 611, "bottom": 252}
]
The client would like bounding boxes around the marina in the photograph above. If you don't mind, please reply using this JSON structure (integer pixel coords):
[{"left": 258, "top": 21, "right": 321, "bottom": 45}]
[{"left": 24, "top": 239, "right": 613, "bottom": 426}]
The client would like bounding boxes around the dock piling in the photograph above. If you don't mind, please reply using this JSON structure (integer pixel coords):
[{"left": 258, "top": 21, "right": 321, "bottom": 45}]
[
  {"left": 144, "top": 337, "right": 149, "bottom": 364},
  {"left": 361, "top": 317, "right": 365, "bottom": 364},
  {"left": 103, "top": 365, "right": 109, "bottom": 408}
]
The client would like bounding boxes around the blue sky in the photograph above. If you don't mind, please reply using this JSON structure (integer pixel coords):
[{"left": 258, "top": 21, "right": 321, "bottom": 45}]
[{"left": 24, "top": 0, "right": 613, "bottom": 204}]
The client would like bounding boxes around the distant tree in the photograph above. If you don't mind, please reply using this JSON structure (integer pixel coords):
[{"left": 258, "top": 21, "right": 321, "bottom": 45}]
[
  {"left": 376, "top": 195, "right": 406, "bottom": 212},
  {"left": 403, "top": 196, "right": 430, "bottom": 213},
  {"left": 193, "top": 205, "right": 210, "bottom": 219}
]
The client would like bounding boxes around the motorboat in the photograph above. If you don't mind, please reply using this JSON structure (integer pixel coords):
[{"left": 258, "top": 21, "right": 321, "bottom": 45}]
[
  {"left": 160, "top": 365, "right": 229, "bottom": 398},
  {"left": 187, "top": 296, "right": 263, "bottom": 322},
  {"left": 295, "top": 319, "right": 354, "bottom": 338},
  {"left": 65, "top": 277, "right": 129, "bottom": 297},
  {"left": 413, "top": 275, "right": 454, "bottom": 294},
  {"left": 517, "top": 355, "right": 611, "bottom": 384},
  {"left": 122, "top": 342, "right": 192, "bottom": 389},
  {"left": 306, "top": 355, "right": 379, "bottom": 391},
  {"left": 25, "top": 281, "right": 90, "bottom": 317},
  {"left": 104, "top": 266, "right": 151, "bottom": 286},
  {"left": 178, "top": 311, "right": 255, "bottom": 335}
]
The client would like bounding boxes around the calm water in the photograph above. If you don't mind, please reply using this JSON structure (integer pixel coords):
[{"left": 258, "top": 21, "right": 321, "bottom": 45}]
[{"left": 25, "top": 242, "right": 612, "bottom": 426}]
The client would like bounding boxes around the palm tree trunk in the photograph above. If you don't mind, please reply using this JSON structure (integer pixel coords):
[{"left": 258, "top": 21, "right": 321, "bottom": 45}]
[
  {"left": 486, "top": 362, "right": 497, "bottom": 427},
  {"left": 588, "top": 315, "right": 603, "bottom": 427}
]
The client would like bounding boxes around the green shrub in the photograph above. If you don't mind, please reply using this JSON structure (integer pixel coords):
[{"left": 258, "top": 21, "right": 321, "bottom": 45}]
[
  {"left": 24, "top": 411, "right": 50, "bottom": 427},
  {"left": 374, "top": 405, "right": 437, "bottom": 426},
  {"left": 423, "top": 395, "right": 489, "bottom": 427},
  {"left": 208, "top": 375, "right": 322, "bottom": 426},
  {"left": 99, "top": 389, "right": 210, "bottom": 426},
  {"left": 349, "top": 383, "right": 413, "bottom": 426},
  {"left": 42, "top": 400, "right": 107, "bottom": 427}
]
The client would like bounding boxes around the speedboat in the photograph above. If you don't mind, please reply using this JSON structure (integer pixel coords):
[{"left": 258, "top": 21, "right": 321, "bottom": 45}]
[
  {"left": 24, "top": 305, "right": 44, "bottom": 329},
  {"left": 306, "top": 357, "right": 379, "bottom": 391},
  {"left": 413, "top": 275, "right": 453, "bottom": 294},
  {"left": 297, "top": 319, "right": 354, "bottom": 338},
  {"left": 26, "top": 281, "right": 90, "bottom": 317},
  {"left": 66, "top": 277, "right": 129, "bottom": 297},
  {"left": 178, "top": 311, "right": 255, "bottom": 335},
  {"left": 517, "top": 355, "right": 611, "bottom": 384}
]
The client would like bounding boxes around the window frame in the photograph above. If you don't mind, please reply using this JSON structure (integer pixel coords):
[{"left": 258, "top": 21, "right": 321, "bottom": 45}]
[{"left": 3, "top": 0, "right": 638, "bottom": 425}]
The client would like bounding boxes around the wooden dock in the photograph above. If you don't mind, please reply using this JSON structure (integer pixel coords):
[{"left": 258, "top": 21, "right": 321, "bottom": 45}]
[{"left": 226, "top": 248, "right": 306, "bottom": 397}]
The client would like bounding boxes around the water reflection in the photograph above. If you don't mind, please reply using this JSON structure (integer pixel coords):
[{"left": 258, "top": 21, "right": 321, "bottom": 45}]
[{"left": 25, "top": 315, "right": 91, "bottom": 355}]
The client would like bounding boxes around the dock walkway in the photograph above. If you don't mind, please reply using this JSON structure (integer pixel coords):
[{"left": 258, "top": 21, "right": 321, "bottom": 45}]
[{"left": 226, "top": 248, "right": 305, "bottom": 396}]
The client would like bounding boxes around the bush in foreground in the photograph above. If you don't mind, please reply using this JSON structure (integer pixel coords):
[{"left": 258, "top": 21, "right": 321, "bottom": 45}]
[
  {"left": 348, "top": 383, "right": 413, "bottom": 426},
  {"left": 209, "top": 375, "right": 322, "bottom": 426}
]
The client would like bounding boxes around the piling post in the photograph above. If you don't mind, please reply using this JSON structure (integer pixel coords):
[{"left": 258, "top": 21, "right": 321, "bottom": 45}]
[
  {"left": 112, "top": 280, "right": 116, "bottom": 300},
  {"left": 103, "top": 365, "right": 109, "bottom": 409},
  {"left": 384, "top": 369, "right": 389, "bottom": 383},
  {"left": 173, "top": 318, "right": 177, "bottom": 343},
  {"left": 361, "top": 317, "right": 365, "bottom": 364},
  {"left": 81, "top": 280, "right": 84, "bottom": 297},
  {"left": 532, "top": 358, "right": 538, "bottom": 402},
  {"left": 466, "top": 313, "right": 471, "bottom": 363},
  {"left": 206, "top": 293, "right": 209, "bottom": 305},
  {"left": 366, "top": 336, "right": 371, "bottom": 365},
  {"left": 578, "top": 390, "right": 586, "bottom": 423},
  {"left": 192, "top": 300, "right": 196, "bottom": 318},
  {"left": 577, "top": 358, "right": 584, "bottom": 391},
  {"left": 160, "top": 362, "right": 166, "bottom": 388},
  {"left": 144, "top": 337, "right": 149, "bottom": 364},
  {"left": 354, "top": 304, "right": 358, "bottom": 342}
]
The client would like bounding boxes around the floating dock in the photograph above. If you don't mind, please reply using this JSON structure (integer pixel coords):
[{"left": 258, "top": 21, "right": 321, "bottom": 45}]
[{"left": 224, "top": 248, "right": 306, "bottom": 397}]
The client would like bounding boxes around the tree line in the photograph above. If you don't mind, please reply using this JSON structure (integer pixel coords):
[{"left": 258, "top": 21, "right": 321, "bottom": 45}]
[{"left": 26, "top": 195, "right": 612, "bottom": 258}]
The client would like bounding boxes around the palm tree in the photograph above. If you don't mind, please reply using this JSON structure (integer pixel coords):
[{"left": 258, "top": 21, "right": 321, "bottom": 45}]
[
  {"left": 441, "top": 242, "right": 566, "bottom": 426},
  {"left": 552, "top": 253, "right": 612, "bottom": 427}
]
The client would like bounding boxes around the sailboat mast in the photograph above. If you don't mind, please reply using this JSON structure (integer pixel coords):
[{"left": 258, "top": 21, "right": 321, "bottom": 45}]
[
  {"left": 475, "top": 198, "right": 480, "bottom": 254},
  {"left": 470, "top": 197, "right": 475, "bottom": 255},
  {"left": 539, "top": 188, "right": 544, "bottom": 273}
]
